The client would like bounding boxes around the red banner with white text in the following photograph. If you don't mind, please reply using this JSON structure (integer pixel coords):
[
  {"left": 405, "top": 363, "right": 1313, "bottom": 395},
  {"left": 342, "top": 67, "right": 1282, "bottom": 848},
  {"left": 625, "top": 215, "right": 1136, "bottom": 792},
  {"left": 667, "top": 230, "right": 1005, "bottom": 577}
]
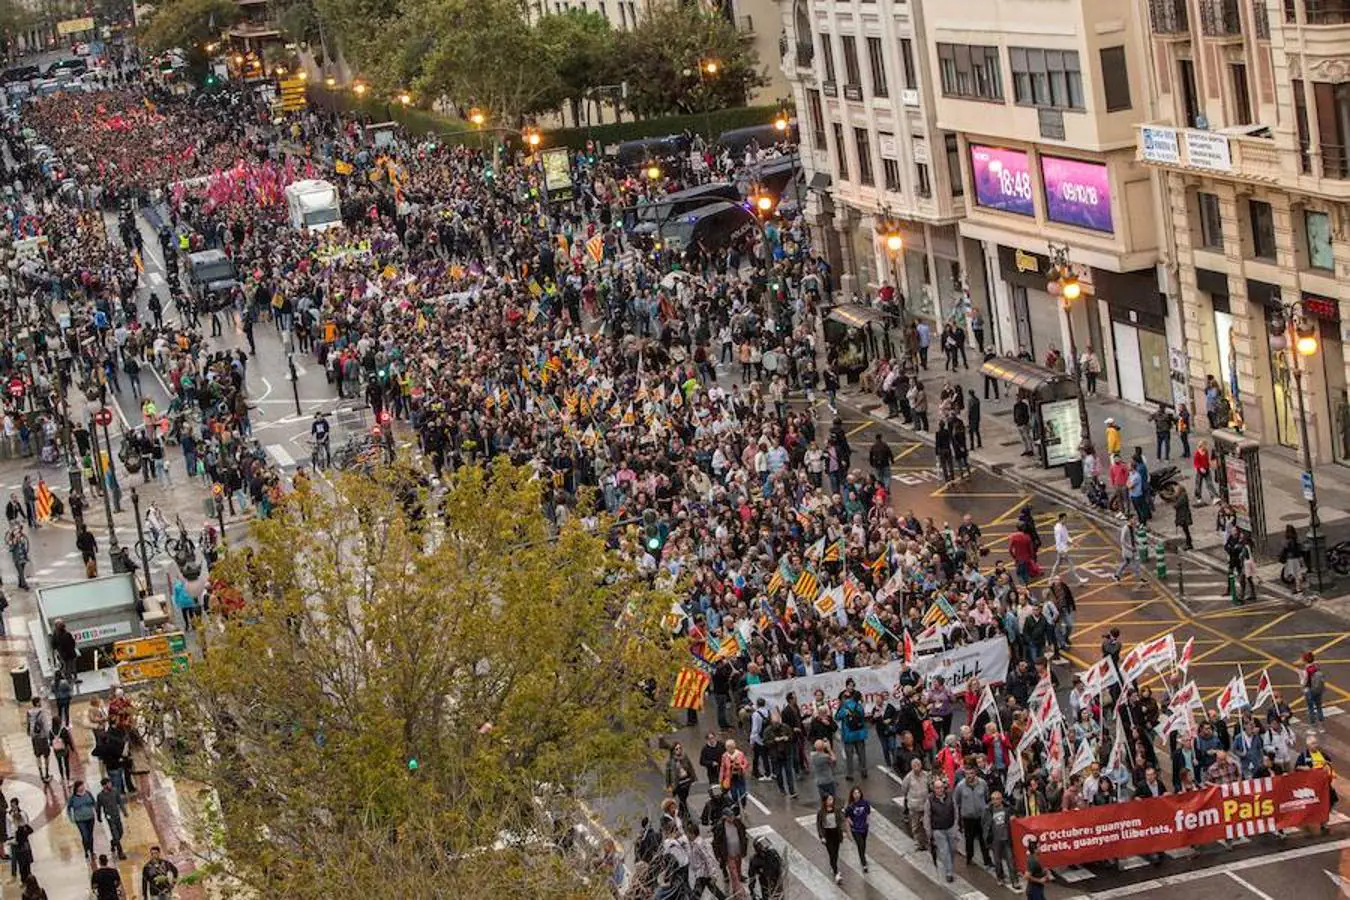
[{"left": 1012, "top": 769, "right": 1331, "bottom": 871}]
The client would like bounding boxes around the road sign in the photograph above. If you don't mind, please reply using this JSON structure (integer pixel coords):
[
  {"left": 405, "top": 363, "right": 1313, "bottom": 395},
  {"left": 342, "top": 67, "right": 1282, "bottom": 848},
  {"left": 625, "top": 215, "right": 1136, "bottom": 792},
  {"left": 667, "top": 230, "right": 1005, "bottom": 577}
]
[
  {"left": 117, "top": 654, "right": 189, "bottom": 684},
  {"left": 212, "top": 482, "right": 224, "bottom": 497},
  {"left": 278, "top": 78, "right": 307, "bottom": 112},
  {"left": 6, "top": 377, "right": 22, "bottom": 397},
  {"left": 113, "top": 632, "right": 187, "bottom": 663},
  {"left": 94, "top": 407, "right": 113, "bottom": 427},
  {"left": 1303, "top": 470, "right": 1315, "bottom": 502}
]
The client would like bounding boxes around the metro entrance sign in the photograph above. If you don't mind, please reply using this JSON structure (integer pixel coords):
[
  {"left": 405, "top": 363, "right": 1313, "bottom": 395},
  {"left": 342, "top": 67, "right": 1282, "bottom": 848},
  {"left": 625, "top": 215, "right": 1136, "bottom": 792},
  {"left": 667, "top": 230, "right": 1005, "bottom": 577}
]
[{"left": 94, "top": 407, "right": 114, "bottom": 428}]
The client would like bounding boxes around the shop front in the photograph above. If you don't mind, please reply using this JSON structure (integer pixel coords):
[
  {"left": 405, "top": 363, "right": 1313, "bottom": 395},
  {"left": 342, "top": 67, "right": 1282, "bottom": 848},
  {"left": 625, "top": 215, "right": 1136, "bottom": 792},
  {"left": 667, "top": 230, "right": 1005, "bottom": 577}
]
[
  {"left": 997, "top": 245, "right": 1065, "bottom": 361},
  {"left": 1249, "top": 279, "right": 1299, "bottom": 451},
  {"left": 1303, "top": 293, "right": 1350, "bottom": 465},
  {"left": 1096, "top": 267, "right": 1169, "bottom": 407}
]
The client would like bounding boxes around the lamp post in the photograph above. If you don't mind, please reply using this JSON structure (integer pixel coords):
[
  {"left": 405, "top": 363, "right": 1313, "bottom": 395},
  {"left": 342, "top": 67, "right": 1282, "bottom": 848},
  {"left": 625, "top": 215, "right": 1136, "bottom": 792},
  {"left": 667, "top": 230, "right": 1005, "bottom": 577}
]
[
  {"left": 748, "top": 186, "right": 775, "bottom": 269},
  {"left": 89, "top": 413, "right": 119, "bottom": 560},
  {"left": 130, "top": 487, "right": 149, "bottom": 597},
  {"left": 1270, "top": 301, "right": 1324, "bottom": 592},
  {"left": 1046, "top": 242, "right": 1093, "bottom": 449},
  {"left": 96, "top": 406, "right": 120, "bottom": 513}
]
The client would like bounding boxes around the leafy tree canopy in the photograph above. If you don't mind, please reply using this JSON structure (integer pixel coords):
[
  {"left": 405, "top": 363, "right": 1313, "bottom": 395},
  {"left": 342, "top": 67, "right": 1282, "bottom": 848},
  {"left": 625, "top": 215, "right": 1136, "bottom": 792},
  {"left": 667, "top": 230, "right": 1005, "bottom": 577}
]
[
  {"left": 138, "top": 0, "right": 238, "bottom": 52},
  {"left": 157, "top": 461, "right": 679, "bottom": 899}
]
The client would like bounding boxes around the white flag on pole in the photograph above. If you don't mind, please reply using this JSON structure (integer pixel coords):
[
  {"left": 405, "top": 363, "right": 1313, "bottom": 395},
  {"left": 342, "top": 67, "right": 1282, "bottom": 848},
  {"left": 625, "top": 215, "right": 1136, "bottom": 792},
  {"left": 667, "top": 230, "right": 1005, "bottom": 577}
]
[{"left": 1070, "top": 737, "right": 1097, "bottom": 777}]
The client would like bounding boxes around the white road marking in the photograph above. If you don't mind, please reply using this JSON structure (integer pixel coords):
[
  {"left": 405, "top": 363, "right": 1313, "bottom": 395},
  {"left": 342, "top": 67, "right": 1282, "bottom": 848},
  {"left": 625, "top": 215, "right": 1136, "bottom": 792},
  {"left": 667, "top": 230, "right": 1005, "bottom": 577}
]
[
  {"left": 1083, "top": 837, "right": 1350, "bottom": 898},
  {"left": 794, "top": 814, "right": 925, "bottom": 898},
  {"left": 748, "top": 824, "right": 850, "bottom": 899},
  {"left": 873, "top": 801, "right": 988, "bottom": 899},
  {"left": 1226, "top": 870, "right": 1277, "bottom": 900},
  {"left": 746, "top": 791, "right": 771, "bottom": 816},
  {"left": 878, "top": 764, "right": 905, "bottom": 786}
]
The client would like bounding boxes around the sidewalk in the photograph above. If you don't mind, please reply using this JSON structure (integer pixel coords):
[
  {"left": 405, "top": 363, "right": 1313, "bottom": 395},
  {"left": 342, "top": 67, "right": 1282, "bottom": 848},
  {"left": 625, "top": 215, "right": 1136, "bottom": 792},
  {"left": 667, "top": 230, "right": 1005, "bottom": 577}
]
[{"left": 834, "top": 359, "right": 1336, "bottom": 603}]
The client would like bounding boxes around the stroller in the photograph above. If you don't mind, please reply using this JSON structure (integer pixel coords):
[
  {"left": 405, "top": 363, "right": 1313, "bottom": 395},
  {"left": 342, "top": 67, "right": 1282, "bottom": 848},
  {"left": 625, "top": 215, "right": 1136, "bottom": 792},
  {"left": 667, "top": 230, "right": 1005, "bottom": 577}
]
[{"left": 1085, "top": 475, "right": 1110, "bottom": 510}]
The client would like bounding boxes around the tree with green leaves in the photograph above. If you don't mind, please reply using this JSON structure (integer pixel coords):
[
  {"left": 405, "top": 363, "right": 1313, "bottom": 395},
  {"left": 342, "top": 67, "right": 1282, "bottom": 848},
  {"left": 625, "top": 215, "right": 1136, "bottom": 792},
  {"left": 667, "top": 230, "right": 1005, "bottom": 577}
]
[
  {"left": 137, "top": 0, "right": 238, "bottom": 52},
  {"left": 537, "top": 9, "right": 617, "bottom": 124},
  {"left": 154, "top": 460, "right": 680, "bottom": 899},
  {"left": 615, "top": 3, "right": 765, "bottom": 118}
]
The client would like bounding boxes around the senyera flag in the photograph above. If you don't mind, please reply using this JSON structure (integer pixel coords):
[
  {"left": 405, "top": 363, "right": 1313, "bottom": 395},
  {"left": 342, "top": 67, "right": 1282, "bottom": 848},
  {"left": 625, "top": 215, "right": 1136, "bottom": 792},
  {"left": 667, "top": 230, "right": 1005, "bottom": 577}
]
[{"left": 1013, "top": 769, "right": 1331, "bottom": 871}]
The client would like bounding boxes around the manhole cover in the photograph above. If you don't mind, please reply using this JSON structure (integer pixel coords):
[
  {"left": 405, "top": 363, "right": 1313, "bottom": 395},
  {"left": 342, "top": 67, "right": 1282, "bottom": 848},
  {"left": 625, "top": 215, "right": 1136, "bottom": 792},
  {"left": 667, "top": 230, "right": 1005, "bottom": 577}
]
[{"left": 1279, "top": 513, "right": 1306, "bottom": 522}]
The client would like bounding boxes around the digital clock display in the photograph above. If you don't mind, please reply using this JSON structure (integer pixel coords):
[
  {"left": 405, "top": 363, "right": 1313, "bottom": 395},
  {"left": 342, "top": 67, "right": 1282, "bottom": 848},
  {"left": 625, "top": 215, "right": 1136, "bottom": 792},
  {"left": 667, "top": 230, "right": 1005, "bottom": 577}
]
[
  {"left": 1041, "top": 155, "right": 1114, "bottom": 233},
  {"left": 970, "top": 145, "right": 1035, "bottom": 217}
]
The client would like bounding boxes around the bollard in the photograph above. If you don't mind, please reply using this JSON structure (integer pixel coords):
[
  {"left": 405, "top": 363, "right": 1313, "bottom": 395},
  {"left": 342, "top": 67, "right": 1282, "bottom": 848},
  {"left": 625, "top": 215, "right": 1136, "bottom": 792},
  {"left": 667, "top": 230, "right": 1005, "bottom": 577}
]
[
  {"left": 1139, "top": 528, "right": 1151, "bottom": 562},
  {"left": 1228, "top": 569, "right": 1239, "bottom": 605},
  {"left": 1155, "top": 539, "right": 1167, "bottom": 580}
]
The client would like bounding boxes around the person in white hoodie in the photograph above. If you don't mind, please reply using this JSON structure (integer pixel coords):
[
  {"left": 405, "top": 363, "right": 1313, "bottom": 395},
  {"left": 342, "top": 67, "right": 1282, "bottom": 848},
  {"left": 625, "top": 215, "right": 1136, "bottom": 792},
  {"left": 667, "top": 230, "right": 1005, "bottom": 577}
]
[{"left": 687, "top": 822, "right": 726, "bottom": 899}]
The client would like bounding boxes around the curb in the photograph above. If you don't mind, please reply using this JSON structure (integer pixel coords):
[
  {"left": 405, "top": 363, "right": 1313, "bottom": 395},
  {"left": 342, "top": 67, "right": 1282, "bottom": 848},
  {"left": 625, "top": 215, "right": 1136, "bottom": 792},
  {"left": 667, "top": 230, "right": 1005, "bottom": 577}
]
[{"left": 831, "top": 388, "right": 1314, "bottom": 615}]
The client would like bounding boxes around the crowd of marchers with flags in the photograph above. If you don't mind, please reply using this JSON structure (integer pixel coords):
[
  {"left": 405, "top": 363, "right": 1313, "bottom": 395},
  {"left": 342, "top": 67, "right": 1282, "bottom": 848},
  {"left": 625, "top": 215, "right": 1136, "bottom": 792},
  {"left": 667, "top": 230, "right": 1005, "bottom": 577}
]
[
  {"left": 4, "top": 75, "right": 1341, "bottom": 898},
  {"left": 669, "top": 568, "right": 1339, "bottom": 889}
]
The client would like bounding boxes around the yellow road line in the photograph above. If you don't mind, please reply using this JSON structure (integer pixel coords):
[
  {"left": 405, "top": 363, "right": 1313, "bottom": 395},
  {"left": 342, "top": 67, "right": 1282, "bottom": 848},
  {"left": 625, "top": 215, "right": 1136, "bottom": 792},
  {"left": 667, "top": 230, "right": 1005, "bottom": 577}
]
[
  {"left": 1243, "top": 610, "right": 1298, "bottom": 640},
  {"left": 1183, "top": 616, "right": 1350, "bottom": 702},
  {"left": 894, "top": 442, "right": 925, "bottom": 459},
  {"left": 989, "top": 497, "right": 1032, "bottom": 526},
  {"left": 846, "top": 422, "right": 873, "bottom": 438}
]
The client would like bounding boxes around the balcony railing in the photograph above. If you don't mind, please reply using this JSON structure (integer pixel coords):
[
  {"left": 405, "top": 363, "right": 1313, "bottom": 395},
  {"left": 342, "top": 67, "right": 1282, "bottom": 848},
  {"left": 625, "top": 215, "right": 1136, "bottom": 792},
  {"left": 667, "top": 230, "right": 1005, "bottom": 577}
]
[
  {"left": 1149, "top": 0, "right": 1191, "bottom": 33},
  {"left": 1322, "top": 144, "right": 1350, "bottom": 179},
  {"left": 1200, "top": 0, "right": 1244, "bottom": 34},
  {"left": 1304, "top": 0, "right": 1350, "bottom": 22},
  {"left": 1253, "top": 0, "right": 1271, "bottom": 36}
]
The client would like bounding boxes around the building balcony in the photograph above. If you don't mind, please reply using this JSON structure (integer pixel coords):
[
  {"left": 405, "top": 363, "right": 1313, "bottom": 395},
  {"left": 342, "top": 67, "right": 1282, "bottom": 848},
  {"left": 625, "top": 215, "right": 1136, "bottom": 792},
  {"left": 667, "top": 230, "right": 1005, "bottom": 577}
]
[
  {"left": 1135, "top": 123, "right": 1282, "bottom": 184},
  {"left": 1303, "top": 0, "right": 1350, "bottom": 23},
  {"left": 1253, "top": 0, "right": 1271, "bottom": 36},
  {"left": 1199, "top": 0, "right": 1244, "bottom": 36},
  {"left": 1149, "top": 0, "right": 1191, "bottom": 34}
]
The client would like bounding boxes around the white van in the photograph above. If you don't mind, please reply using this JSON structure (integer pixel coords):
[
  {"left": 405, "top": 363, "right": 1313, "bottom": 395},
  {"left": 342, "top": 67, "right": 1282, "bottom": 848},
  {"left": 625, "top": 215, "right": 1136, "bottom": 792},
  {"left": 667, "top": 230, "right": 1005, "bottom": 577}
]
[{"left": 284, "top": 179, "right": 342, "bottom": 232}]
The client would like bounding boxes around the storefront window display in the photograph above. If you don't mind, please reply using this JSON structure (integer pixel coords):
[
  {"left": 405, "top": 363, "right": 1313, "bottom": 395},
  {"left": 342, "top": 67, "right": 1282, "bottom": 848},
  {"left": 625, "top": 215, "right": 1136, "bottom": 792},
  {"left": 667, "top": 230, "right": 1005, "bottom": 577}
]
[{"left": 1265, "top": 307, "right": 1299, "bottom": 449}]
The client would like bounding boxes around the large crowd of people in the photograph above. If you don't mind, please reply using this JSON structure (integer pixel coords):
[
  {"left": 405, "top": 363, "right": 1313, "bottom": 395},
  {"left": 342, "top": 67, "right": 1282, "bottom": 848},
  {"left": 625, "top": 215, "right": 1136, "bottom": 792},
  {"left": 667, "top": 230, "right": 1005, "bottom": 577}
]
[{"left": 3, "top": 80, "right": 1335, "bottom": 900}]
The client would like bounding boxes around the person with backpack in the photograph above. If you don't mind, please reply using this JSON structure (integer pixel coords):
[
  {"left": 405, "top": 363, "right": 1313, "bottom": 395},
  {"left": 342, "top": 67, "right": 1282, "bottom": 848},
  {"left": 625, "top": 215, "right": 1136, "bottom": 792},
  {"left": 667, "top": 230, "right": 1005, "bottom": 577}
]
[
  {"left": 665, "top": 741, "right": 698, "bottom": 825},
  {"left": 1302, "top": 650, "right": 1327, "bottom": 729},
  {"left": 24, "top": 698, "right": 49, "bottom": 783},
  {"left": 834, "top": 679, "right": 869, "bottom": 781}
]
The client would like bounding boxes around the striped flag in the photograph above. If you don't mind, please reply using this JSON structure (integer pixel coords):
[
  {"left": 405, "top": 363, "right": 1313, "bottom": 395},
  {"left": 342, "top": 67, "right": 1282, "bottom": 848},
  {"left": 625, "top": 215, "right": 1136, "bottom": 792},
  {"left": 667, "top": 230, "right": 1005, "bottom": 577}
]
[
  {"left": 805, "top": 537, "right": 826, "bottom": 563},
  {"left": 35, "top": 480, "right": 53, "bottom": 522},
  {"left": 903, "top": 629, "right": 914, "bottom": 663},
  {"left": 868, "top": 548, "right": 889, "bottom": 577},
  {"left": 766, "top": 559, "right": 793, "bottom": 596},
  {"left": 712, "top": 633, "right": 740, "bottom": 661},
  {"left": 862, "top": 612, "right": 886, "bottom": 643},
  {"left": 841, "top": 577, "right": 862, "bottom": 607},
  {"left": 822, "top": 537, "right": 844, "bottom": 563},
  {"left": 671, "top": 665, "right": 711, "bottom": 710},
  {"left": 794, "top": 567, "right": 820, "bottom": 602},
  {"left": 586, "top": 234, "right": 604, "bottom": 263},
  {"left": 922, "top": 600, "right": 952, "bottom": 628}
]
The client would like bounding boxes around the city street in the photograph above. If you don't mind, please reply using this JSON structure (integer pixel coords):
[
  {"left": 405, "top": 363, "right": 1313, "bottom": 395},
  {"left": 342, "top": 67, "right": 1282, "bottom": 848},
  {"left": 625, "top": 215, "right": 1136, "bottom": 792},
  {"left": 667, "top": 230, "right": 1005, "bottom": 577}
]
[{"left": 583, "top": 396, "right": 1350, "bottom": 900}]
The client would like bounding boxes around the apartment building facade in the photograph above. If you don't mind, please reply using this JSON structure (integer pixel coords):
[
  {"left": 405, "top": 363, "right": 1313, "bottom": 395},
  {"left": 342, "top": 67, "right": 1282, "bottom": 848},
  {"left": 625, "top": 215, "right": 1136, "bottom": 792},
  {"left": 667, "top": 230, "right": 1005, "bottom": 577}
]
[
  {"left": 776, "top": 0, "right": 983, "bottom": 331},
  {"left": 1135, "top": 0, "right": 1350, "bottom": 466},
  {"left": 927, "top": 0, "right": 1172, "bottom": 406}
]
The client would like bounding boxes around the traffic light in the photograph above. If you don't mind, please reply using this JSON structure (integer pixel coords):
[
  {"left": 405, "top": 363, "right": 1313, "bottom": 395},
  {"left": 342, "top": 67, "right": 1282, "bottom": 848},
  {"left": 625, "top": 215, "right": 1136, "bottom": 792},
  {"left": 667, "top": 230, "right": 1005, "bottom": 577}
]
[{"left": 642, "top": 508, "right": 668, "bottom": 558}]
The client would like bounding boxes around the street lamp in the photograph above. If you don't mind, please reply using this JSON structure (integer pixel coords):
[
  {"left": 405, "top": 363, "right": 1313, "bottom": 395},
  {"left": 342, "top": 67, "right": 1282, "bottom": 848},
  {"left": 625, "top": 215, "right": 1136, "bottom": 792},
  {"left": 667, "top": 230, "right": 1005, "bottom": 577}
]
[
  {"left": 398, "top": 92, "right": 412, "bottom": 106},
  {"left": 1046, "top": 242, "right": 1093, "bottom": 449},
  {"left": 1269, "top": 302, "right": 1324, "bottom": 591},
  {"left": 524, "top": 129, "right": 542, "bottom": 149},
  {"left": 748, "top": 187, "right": 776, "bottom": 268},
  {"left": 646, "top": 163, "right": 662, "bottom": 181},
  {"left": 702, "top": 59, "right": 719, "bottom": 75},
  {"left": 325, "top": 76, "right": 336, "bottom": 88},
  {"left": 469, "top": 108, "right": 485, "bottom": 126},
  {"left": 353, "top": 82, "right": 367, "bottom": 97}
]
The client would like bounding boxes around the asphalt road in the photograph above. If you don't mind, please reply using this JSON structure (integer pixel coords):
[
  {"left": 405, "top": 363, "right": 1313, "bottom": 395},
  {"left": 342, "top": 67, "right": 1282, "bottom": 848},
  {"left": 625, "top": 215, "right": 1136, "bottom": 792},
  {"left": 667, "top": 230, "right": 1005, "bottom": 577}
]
[{"left": 587, "top": 393, "right": 1350, "bottom": 900}]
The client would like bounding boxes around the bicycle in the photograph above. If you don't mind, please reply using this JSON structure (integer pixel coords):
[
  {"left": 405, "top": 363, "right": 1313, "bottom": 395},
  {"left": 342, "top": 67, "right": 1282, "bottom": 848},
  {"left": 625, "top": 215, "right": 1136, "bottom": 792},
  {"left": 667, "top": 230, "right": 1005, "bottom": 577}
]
[
  {"left": 166, "top": 515, "right": 196, "bottom": 562},
  {"left": 305, "top": 437, "right": 332, "bottom": 471}
]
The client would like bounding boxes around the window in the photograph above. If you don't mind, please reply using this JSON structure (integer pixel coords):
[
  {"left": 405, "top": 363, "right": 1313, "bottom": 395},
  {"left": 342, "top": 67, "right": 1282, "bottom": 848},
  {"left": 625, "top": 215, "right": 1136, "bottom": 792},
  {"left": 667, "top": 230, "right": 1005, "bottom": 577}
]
[
  {"left": 1312, "top": 82, "right": 1350, "bottom": 179},
  {"left": 1293, "top": 78, "right": 1312, "bottom": 172},
  {"left": 1179, "top": 58, "right": 1200, "bottom": 127},
  {"left": 1231, "top": 63, "right": 1251, "bottom": 126},
  {"left": 867, "top": 36, "right": 888, "bottom": 97},
  {"left": 915, "top": 162, "right": 932, "bottom": 198},
  {"left": 883, "top": 157, "right": 901, "bottom": 191},
  {"left": 936, "top": 43, "right": 1003, "bottom": 100},
  {"left": 945, "top": 134, "right": 963, "bottom": 196},
  {"left": 821, "top": 35, "right": 837, "bottom": 83},
  {"left": 854, "top": 127, "right": 874, "bottom": 185},
  {"left": 1197, "top": 191, "right": 1223, "bottom": 249},
  {"left": 900, "top": 38, "right": 917, "bottom": 90},
  {"left": 807, "top": 90, "right": 826, "bottom": 150},
  {"left": 1009, "top": 48, "right": 1082, "bottom": 109},
  {"left": 1100, "top": 46, "right": 1131, "bottom": 111},
  {"left": 833, "top": 123, "right": 848, "bottom": 180},
  {"left": 1306, "top": 210, "right": 1334, "bottom": 270},
  {"left": 1249, "top": 199, "right": 1276, "bottom": 260},
  {"left": 842, "top": 36, "right": 862, "bottom": 86}
]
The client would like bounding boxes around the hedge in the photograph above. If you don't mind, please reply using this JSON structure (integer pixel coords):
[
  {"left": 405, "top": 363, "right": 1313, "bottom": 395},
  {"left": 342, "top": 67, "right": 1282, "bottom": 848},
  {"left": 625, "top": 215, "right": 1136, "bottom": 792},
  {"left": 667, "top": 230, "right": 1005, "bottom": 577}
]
[
  {"left": 546, "top": 105, "right": 782, "bottom": 150},
  {"left": 308, "top": 86, "right": 780, "bottom": 151}
]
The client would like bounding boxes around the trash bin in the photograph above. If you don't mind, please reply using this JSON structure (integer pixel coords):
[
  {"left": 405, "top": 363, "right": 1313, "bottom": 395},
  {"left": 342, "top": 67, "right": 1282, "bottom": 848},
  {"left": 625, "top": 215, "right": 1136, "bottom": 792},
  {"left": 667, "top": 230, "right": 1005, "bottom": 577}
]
[
  {"left": 10, "top": 664, "right": 30, "bottom": 704},
  {"left": 1064, "top": 458, "right": 1084, "bottom": 490}
]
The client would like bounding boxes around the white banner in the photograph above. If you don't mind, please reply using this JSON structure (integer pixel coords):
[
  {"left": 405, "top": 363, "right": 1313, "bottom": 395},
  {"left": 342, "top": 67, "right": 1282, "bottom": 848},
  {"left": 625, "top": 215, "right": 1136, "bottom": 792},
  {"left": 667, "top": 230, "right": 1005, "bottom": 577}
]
[{"left": 747, "top": 637, "right": 1011, "bottom": 717}]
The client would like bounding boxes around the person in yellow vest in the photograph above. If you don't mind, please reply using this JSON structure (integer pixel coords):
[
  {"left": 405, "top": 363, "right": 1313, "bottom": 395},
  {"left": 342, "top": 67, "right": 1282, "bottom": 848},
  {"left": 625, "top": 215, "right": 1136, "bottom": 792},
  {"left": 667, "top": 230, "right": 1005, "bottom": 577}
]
[
  {"left": 1104, "top": 418, "right": 1122, "bottom": 457},
  {"left": 177, "top": 232, "right": 189, "bottom": 253}
]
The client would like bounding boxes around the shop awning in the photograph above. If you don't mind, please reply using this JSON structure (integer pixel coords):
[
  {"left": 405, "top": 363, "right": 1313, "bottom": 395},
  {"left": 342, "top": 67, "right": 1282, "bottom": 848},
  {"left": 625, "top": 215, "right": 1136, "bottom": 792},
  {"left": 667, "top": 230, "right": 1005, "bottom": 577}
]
[
  {"left": 827, "top": 303, "right": 894, "bottom": 329},
  {"left": 979, "top": 356, "right": 1074, "bottom": 392}
]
